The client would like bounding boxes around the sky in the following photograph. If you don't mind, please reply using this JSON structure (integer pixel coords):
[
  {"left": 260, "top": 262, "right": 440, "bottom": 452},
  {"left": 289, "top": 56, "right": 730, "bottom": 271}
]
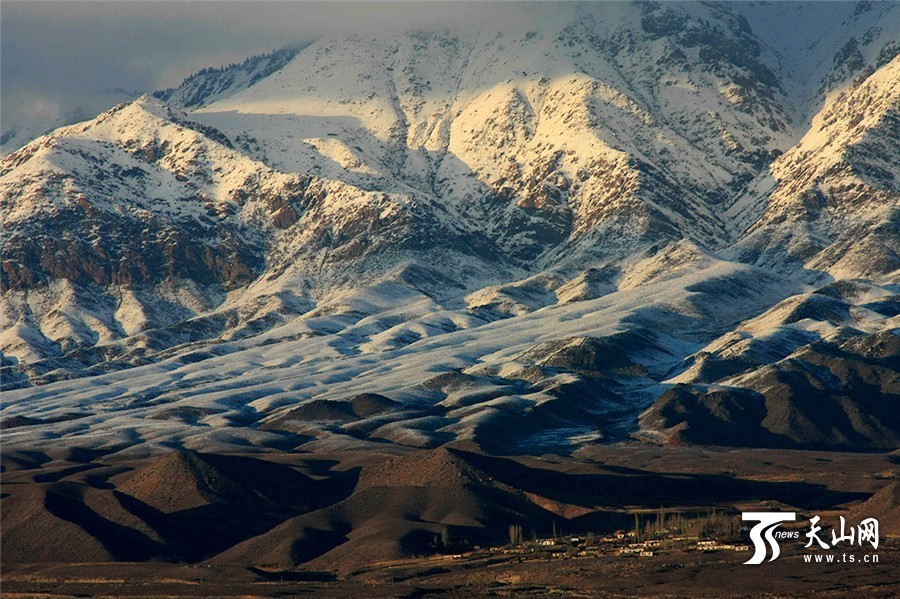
[
  {"left": 0, "top": 0, "right": 864, "bottom": 142},
  {"left": 1, "top": 1, "right": 547, "bottom": 137}
]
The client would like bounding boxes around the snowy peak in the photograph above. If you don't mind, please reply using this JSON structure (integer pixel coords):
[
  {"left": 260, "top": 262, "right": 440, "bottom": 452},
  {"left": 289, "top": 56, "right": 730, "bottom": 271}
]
[
  {"left": 153, "top": 45, "right": 304, "bottom": 110},
  {"left": 773, "top": 55, "right": 900, "bottom": 193},
  {"left": 1, "top": 2, "right": 898, "bottom": 456},
  {"left": 1, "top": 95, "right": 304, "bottom": 235},
  {"left": 732, "top": 56, "right": 900, "bottom": 279},
  {"left": 735, "top": 0, "right": 899, "bottom": 120},
  {"left": 190, "top": 3, "right": 803, "bottom": 263},
  {"left": 0, "top": 95, "right": 317, "bottom": 301}
]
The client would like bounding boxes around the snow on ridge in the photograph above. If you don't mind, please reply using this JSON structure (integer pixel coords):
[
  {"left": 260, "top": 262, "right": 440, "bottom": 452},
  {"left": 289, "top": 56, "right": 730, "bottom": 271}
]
[{"left": 2, "top": 2, "right": 898, "bottom": 454}]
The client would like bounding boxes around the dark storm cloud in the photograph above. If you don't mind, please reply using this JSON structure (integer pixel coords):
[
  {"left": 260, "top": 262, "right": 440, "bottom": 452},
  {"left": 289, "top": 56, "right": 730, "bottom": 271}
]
[{"left": 1, "top": 1, "right": 548, "bottom": 134}]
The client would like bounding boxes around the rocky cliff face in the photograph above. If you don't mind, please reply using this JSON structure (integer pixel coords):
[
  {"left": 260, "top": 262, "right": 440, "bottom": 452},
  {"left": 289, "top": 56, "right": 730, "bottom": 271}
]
[
  {"left": 731, "top": 56, "right": 900, "bottom": 279},
  {"left": 1, "top": 1, "right": 897, "bottom": 454}
]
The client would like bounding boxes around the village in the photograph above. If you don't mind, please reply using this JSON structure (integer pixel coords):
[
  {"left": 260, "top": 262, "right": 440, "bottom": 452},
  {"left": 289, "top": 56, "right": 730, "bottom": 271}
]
[
  {"left": 491, "top": 531, "right": 751, "bottom": 560},
  {"left": 451, "top": 510, "right": 751, "bottom": 562}
]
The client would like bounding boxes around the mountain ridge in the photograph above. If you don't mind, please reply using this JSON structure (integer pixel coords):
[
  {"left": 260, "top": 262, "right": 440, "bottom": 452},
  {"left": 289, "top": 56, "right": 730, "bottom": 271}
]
[{"left": 1, "top": 1, "right": 897, "bottom": 456}]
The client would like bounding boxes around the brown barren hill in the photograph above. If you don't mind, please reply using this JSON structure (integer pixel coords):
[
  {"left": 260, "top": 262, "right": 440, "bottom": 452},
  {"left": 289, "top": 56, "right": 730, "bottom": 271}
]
[
  {"left": 1, "top": 481, "right": 165, "bottom": 563},
  {"left": 355, "top": 446, "right": 495, "bottom": 489},
  {"left": 212, "top": 448, "right": 558, "bottom": 572},
  {"left": 116, "top": 451, "right": 318, "bottom": 513},
  {"left": 849, "top": 481, "right": 900, "bottom": 537},
  {"left": 1, "top": 486, "right": 114, "bottom": 563}
]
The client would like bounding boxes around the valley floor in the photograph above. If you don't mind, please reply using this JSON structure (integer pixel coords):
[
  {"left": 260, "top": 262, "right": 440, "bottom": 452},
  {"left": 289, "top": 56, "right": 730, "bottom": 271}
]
[
  {"left": 3, "top": 542, "right": 899, "bottom": 598},
  {"left": 2, "top": 443, "right": 897, "bottom": 598}
]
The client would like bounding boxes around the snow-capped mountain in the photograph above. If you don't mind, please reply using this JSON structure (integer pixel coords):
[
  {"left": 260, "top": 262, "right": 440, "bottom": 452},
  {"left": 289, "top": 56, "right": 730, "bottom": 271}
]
[
  {"left": 1, "top": 1, "right": 897, "bottom": 456},
  {"left": 731, "top": 54, "right": 900, "bottom": 278},
  {"left": 153, "top": 45, "right": 305, "bottom": 111},
  {"left": 0, "top": 90, "right": 141, "bottom": 158}
]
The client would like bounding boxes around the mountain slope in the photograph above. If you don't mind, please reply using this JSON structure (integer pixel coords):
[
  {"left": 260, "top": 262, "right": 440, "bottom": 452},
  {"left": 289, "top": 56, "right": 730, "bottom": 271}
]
[
  {"left": 192, "top": 1, "right": 796, "bottom": 264},
  {"left": 153, "top": 45, "right": 305, "bottom": 110},
  {"left": 729, "top": 55, "right": 900, "bottom": 279},
  {"left": 1, "top": 1, "right": 898, "bottom": 455}
]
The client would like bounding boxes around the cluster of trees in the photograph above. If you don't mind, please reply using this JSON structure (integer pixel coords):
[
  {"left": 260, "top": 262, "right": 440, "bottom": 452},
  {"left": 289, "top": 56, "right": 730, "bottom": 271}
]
[
  {"left": 634, "top": 508, "right": 743, "bottom": 543},
  {"left": 501, "top": 507, "right": 743, "bottom": 549},
  {"left": 429, "top": 507, "right": 744, "bottom": 556},
  {"left": 153, "top": 44, "right": 306, "bottom": 104},
  {"left": 508, "top": 524, "right": 524, "bottom": 545}
]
